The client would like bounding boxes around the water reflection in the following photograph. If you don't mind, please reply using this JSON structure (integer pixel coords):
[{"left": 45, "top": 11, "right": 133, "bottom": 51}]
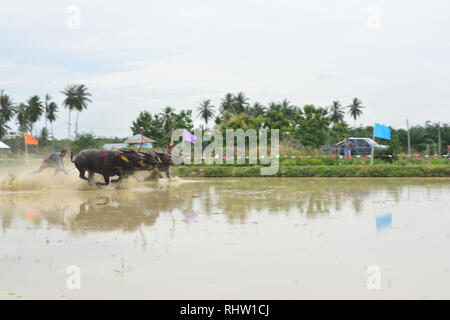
[
  {"left": 376, "top": 212, "right": 392, "bottom": 231},
  {"left": 0, "top": 178, "right": 448, "bottom": 233}
]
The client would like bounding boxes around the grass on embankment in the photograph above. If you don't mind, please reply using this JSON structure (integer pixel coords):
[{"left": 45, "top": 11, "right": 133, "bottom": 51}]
[{"left": 172, "top": 165, "right": 450, "bottom": 178}]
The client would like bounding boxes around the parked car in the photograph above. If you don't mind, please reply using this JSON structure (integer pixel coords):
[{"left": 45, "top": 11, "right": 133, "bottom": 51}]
[{"left": 321, "top": 138, "right": 389, "bottom": 155}]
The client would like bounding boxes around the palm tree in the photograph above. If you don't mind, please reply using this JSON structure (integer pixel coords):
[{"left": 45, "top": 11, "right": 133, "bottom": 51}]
[
  {"left": 329, "top": 100, "right": 344, "bottom": 124},
  {"left": 61, "top": 84, "right": 92, "bottom": 139},
  {"left": 280, "top": 99, "right": 297, "bottom": 118},
  {"left": 61, "top": 84, "right": 78, "bottom": 139},
  {"left": 220, "top": 93, "right": 235, "bottom": 113},
  {"left": 26, "top": 95, "right": 44, "bottom": 134},
  {"left": 0, "top": 90, "right": 15, "bottom": 139},
  {"left": 0, "top": 118, "right": 10, "bottom": 139},
  {"left": 46, "top": 101, "right": 58, "bottom": 138},
  {"left": 44, "top": 94, "right": 51, "bottom": 134},
  {"left": 39, "top": 127, "right": 50, "bottom": 146},
  {"left": 74, "top": 84, "right": 92, "bottom": 137},
  {"left": 268, "top": 101, "right": 281, "bottom": 112},
  {"left": 160, "top": 106, "right": 175, "bottom": 133},
  {"left": 347, "top": 98, "right": 364, "bottom": 129},
  {"left": 249, "top": 102, "right": 266, "bottom": 117},
  {"left": 16, "top": 103, "right": 31, "bottom": 133},
  {"left": 233, "top": 92, "right": 249, "bottom": 114},
  {"left": 197, "top": 100, "right": 216, "bottom": 126},
  {"left": 162, "top": 106, "right": 175, "bottom": 118},
  {"left": 0, "top": 90, "right": 16, "bottom": 122}
]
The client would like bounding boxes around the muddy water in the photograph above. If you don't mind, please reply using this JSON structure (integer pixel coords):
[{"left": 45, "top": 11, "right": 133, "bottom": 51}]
[{"left": 1, "top": 175, "right": 450, "bottom": 299}]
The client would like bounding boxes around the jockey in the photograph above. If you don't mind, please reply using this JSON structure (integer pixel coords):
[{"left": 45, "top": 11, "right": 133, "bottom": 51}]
[{"left": 33, "top": 149, "right": 68, "bottom": 175}]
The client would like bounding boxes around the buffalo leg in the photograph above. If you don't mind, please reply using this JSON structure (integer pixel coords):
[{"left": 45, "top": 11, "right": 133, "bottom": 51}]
[
  {"left": 96, "top": 174, "right": 110, "bottom": 187},
  {"left": 79, "top": 169, "right": 87, "bottom": 180},
  {"left": 165, "top": 168, "right": 171, "bottom": 179},
  {"left": 87, "top": 171, "right": 94, "bottom": 186},
  {"left": 111, "top": 171, "right": 122, "bottom": 184}
]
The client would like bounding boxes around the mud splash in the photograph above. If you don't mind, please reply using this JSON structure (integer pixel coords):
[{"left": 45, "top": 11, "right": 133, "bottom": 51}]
[
  {"left": 0, "top": 166, "right": 185, "bottom": 192},
  {"left": 0, "top": 171, "right": 82, "bottom": 191}
]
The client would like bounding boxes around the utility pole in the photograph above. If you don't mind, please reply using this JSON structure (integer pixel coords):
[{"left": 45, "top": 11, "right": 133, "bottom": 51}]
[
  {"left": 406, "top": 119, "right": 411, "bottom": 156},
  {"left": 370, "top": 128, "right": 375, "bottom": 165},
  {"left": 438, "top": 122, "right": 441, "bottom": 156}
]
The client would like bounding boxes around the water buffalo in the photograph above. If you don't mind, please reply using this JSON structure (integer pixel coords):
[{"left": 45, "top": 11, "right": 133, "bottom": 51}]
[
  {"left": 141, "top": 151, "right": 184, "bottom": 179},
  {"left": 136, "top": 151, "right": 160, "bottom": 170},
  {"left": 71, "top": 149, "right": 144, "bottom": 187}
]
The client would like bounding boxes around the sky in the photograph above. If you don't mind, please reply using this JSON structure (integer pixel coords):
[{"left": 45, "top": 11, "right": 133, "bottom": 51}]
[{"left": 0, "top": 0, "right": 449, "bottom": 139}]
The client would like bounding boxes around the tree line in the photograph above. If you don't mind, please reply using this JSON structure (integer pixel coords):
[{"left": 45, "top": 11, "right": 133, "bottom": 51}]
[
  {"left": 134, "top": 92, "right": 449, "bottom": 154},
  {"left": 1, "top": 87, "right": 448, "bottom": 156},
  {"left": 0, "top": 84, "right": 92, "bottom": 145}
]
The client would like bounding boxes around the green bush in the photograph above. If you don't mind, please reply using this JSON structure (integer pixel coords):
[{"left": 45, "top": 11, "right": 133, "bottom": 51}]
[
  {"left": 172, "top": 165, "right": 450, "bottom": 178},
  {"left": 70, "top": 133, "right": 104, "bottom": 154}
]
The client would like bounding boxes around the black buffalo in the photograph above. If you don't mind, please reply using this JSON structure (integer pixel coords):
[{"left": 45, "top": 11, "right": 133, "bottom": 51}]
[
  {"left": 71, "top": 149, "right": 143, "bottom": 186},
  {"left": 141, "top": 151, "right": 184, "bottom": 179},
  {"left": 136, "top": 151, "right": 160, "bottom": 170}
]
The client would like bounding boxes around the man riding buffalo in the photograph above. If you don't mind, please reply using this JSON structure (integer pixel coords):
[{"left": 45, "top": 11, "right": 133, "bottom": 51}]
[{"left": 71, "top": 149, "right": 144, "bottom": 187}]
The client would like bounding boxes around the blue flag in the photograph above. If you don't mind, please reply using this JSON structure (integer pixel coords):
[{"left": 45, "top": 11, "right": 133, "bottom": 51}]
[{"left": 374, "top": 123, "right": 391, "bottom": 140}]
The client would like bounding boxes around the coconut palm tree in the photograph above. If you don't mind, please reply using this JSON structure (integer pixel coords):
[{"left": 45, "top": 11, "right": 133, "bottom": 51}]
[
  {"left": 0, "top": 118, "right": 10, "bottom": 139},
  {"left": 197, "top": 100, "right": 216, "bottom": 126},
  {"left": 46, "top": 101, "right": 58, "bottom": 138},
  {"left": 73, "top": 84, "right": 92, "bottom": 137},
  {"left": 39, "top": 127, "right": 50, "bottom": 146},
  {"left": 249, "top": 102, "right": 266, "bottom": 117},
  {"left": 280, "top": 99, "right": 297, "bottom": 118},
  {"left": 61, "top": 84, "right": 92, "bottom": 139},
  {"left": 0, "top": 90, "right": 15, "bottom": 139},
  {"left": 329, "top": 100, "right": 344, "bottom": 124},
  {"left": 61, "top": 84, "right": 78, "bottom": 139},
  {"left": 162, "top": 106, "right": 175, "bottom": 118},
  {"left": 268, "top": 101, "right": 281, "bottom": 112},
  {"left": 0, "top": 90, "right": 16, "bottom": 123},
  {"left": 44, "top": 94, "right": 51, "bottom": 134},
  {"left": 233, "top": 92, "right": 249, "bottom": 114},
  {"left": 160, "top": 106, "right": 176, "bottom": 133},
  {"left": 26, "top": 95, "right": 44, "bottom": 134},
  {"left": 16, "top": 103, "right": 31, "bottom": 133},
  {"left": 347, "top": 98, "right": 364, "bottom": 129},
  {"left": 220, "top": 93, "right": 235, "bottom": 113}
]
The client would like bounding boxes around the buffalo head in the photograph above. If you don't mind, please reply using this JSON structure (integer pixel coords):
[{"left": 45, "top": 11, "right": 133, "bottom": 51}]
[{"left": 139, "top": 151, "right": 160, "bottom": 169}]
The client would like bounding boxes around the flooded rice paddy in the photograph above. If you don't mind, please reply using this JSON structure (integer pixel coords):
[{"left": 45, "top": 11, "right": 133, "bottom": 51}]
[{"left": 0, "top": 171, "right": 449, "bottom": 299}]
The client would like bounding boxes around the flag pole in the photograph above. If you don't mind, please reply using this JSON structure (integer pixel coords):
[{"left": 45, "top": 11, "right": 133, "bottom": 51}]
[
  {"left": 406, "top": 119, "right": 411, "bottom": 156},
  {"left": 138, "top": 127, "right": 144, "bottom": 153},
  {"left": 370, "top": 124, "right": 375, "bottom": 165},
  {"left": 438, "top": 121, "right": 441, "bottom": 156}
]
